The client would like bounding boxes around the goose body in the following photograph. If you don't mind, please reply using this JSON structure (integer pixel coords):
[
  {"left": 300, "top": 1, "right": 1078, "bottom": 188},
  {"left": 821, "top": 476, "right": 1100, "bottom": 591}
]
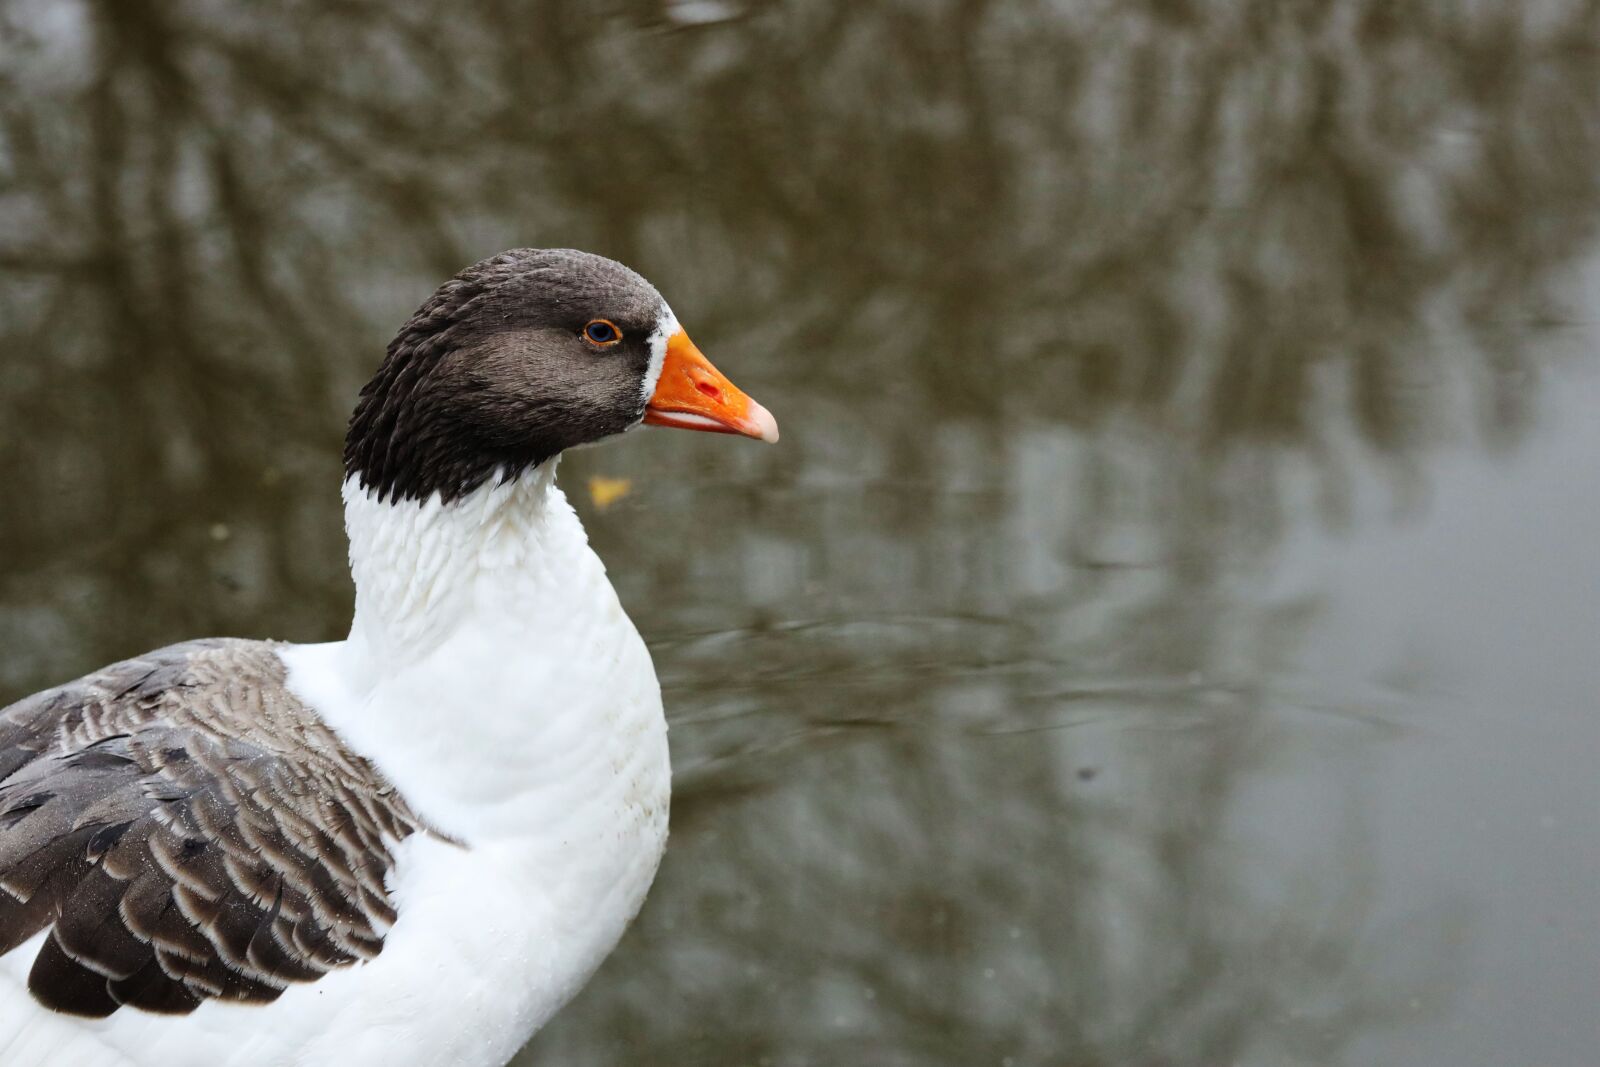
[{"left": 0, "top": 249, "right": 776, "bottom": 1066}]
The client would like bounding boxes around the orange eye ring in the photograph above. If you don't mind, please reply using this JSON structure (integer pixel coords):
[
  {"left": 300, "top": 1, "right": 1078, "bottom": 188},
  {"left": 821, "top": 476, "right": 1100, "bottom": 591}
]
[{"left": 582, "top": 319, "right": 622, "bottom": 347}]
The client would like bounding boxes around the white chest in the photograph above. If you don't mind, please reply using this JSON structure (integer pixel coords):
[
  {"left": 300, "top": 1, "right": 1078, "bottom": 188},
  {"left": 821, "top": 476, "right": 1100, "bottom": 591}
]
[{"left": 274, "top": 469, "right": 675, "bottom": 1062}]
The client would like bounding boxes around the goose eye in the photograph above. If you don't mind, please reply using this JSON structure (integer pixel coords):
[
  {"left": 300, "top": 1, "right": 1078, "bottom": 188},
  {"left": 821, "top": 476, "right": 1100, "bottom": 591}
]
[{"left": 583, "top": 320, "right": 621, "bottom": 346}]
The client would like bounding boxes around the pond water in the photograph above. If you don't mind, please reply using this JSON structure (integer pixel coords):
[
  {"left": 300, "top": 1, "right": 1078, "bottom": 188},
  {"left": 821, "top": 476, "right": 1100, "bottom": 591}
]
[{"left": 1, "top": 2, "right": 1596, "bottom": 1065}]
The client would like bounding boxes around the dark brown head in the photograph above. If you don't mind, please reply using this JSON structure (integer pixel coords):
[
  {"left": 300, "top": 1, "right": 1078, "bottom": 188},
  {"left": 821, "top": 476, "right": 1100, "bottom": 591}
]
[{"left": 344, "top": 248, "right": 777, "bottom": 503}]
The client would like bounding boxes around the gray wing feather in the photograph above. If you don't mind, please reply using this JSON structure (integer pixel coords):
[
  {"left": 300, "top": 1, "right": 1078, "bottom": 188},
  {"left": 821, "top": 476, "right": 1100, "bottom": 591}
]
[{"left": 0, "top": 639, "right": 427, "bottom": 1017}]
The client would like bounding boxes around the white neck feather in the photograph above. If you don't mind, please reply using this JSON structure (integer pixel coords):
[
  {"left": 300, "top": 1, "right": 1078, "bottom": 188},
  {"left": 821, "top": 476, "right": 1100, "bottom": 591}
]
[
  {"left": 288, "top": 460, "right": 665, "bottom": 842},
  {"left": 343, "top": 460, "right": 577, "bottom": 668}
]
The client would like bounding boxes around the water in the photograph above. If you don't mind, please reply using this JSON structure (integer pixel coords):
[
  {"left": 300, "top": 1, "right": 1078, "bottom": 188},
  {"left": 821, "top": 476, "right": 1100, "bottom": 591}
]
[{"left": 1, "top": 2, "right": 1597, "bottom": 1064}]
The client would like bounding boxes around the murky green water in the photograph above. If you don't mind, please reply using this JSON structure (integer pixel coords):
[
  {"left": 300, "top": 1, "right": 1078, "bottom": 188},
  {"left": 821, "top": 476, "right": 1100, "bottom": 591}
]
[{"left": 2, "top": 2, "right": 1598, "bottom": 1064}]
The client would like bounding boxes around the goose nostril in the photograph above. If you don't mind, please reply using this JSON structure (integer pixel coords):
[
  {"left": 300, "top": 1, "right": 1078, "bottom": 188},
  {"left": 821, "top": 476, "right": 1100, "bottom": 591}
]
[{"left": 695, "top": 381, "right": 722, "bottom": 401}]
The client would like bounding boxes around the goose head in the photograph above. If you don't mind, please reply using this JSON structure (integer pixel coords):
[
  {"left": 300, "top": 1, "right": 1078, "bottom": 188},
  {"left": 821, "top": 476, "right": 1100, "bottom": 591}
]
[{"left": 344, "top": 247, "right": 777, "bottom": 504}]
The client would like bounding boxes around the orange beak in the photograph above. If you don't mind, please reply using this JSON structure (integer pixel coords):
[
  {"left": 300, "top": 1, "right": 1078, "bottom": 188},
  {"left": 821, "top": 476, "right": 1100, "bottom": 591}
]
[{"left": 643, "top": 329, "right": 779, "bottom": 443}]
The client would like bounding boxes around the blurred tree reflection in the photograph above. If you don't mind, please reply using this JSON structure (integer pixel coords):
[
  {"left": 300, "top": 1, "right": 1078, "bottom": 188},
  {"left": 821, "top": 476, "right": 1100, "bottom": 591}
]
[{"left": 0, "top": 0, "right": 1594, "bottom": 1062}]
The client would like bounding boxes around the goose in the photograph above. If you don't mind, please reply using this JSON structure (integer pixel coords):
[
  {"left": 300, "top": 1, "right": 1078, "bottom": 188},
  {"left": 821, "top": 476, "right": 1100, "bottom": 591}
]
[{"left": 0, "top": 248, "right": 778, "bottom": 1067}]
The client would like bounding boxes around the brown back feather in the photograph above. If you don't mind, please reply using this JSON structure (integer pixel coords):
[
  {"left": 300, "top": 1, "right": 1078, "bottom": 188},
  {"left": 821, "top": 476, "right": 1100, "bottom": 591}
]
[{"left": 0, "top": 639, "right": 428, "bottom": 1017}]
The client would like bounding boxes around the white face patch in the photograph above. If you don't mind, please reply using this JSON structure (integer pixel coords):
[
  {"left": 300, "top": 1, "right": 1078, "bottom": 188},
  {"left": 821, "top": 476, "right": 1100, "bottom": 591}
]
[{"left": 639, "top": 303, "right": 678, "bottom": 411}]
